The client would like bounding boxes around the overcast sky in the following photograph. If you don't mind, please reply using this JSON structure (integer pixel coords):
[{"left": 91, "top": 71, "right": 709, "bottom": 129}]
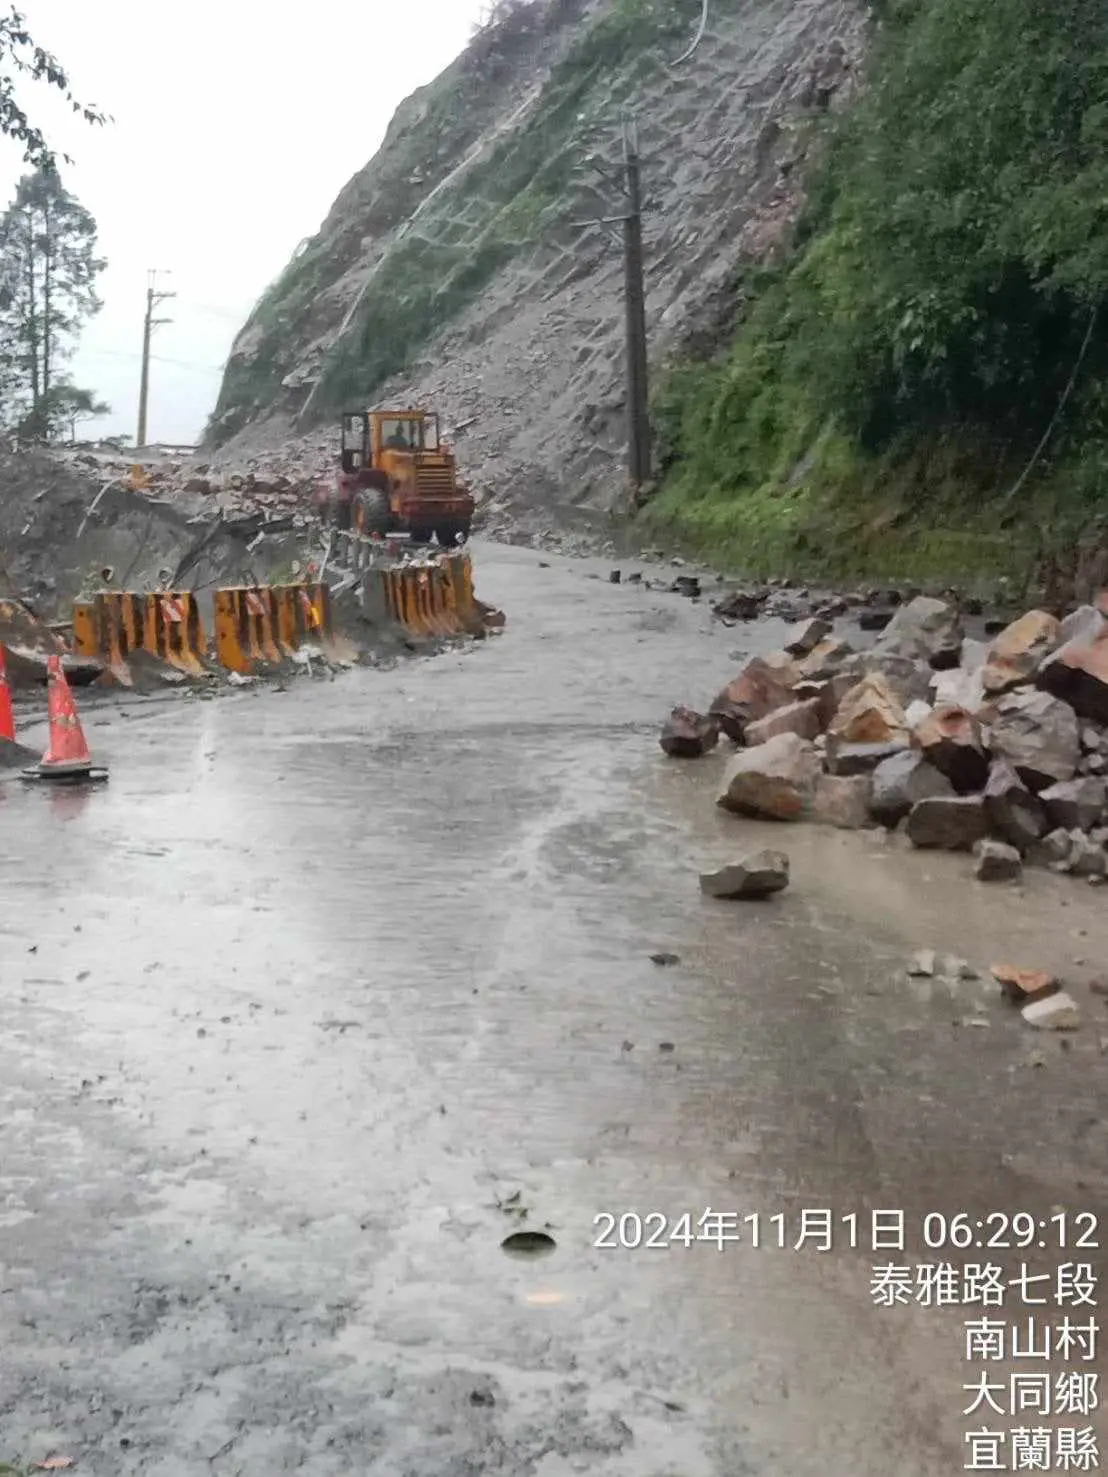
[{"left": 1, "top": 0, "right": 488, "bottom": 444}]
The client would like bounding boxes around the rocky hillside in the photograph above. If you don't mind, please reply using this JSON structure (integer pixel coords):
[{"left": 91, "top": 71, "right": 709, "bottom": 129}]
[{"left": 207, "top": 0, "right": 867, "bottom": 536}]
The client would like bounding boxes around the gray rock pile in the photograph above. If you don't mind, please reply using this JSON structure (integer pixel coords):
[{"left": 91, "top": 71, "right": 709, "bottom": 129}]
[{"left": 663, "top": 592, "right": 1108, "bottom": 881}]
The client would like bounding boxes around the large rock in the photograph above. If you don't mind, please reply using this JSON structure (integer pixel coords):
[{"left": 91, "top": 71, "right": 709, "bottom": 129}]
[
  {"left": 660, "top": 707, "right": 720, "bottom": 758},
  {"left": 912, "top": 704, "right": 990, "bottom": 793},
  {"left": 699, "top": 849, "right": 790, "bottom": 899},
  {"left": 983, "top": 761, "right": 1047, "bottom": 852},
  {"left": 981, "top": 610, "right": 1061, "bottom": 695},
  {"left": 986, "top": 689, "right": 1080, "bottom": 791},
  {"left": 796, "top": 637, "right": 854, "bottom": 680},
  {"left": 873, "top": 595, "right": 964, "bottom": 668},
  {"left": 716, "top": 732, "right": 823, "bottom": 820},
  {"left": 870, "top": 750, "right": 955, "bottom": 825},
  {"left": 783, "top": 617, "right": 831, "bottom": 657},
  {"left": 1037, "top": 625, "right": 1108, "bottom": 724},
  {"left": 931, "top": 639, "right": 989, "bottom": 713},
  {"left": 826, "top": 739, "right": 911, "bottom": 777},
  {"left": 811, "top": 774, "right": 873, "bottom": 829},
  {"left": 906, "top": 794, "right": 990, "bottom": 851},
  {"left": 828, "top": 673, "right": 909, "bottom": 744},
  {"left": 837, "top": 651, "right": 932, "bottom": 706},
  {"left": 709, "top": 658, "right": 797, "bottom": 742},
  {"left": 973, "top": 838, "right": 1023, "bottom": 882},
  {"left": 744, "top": 696, "right": 824, "bottom": 746},
  {"left": 1039, "top": 777, "right": 1107, "bottom": 833}
]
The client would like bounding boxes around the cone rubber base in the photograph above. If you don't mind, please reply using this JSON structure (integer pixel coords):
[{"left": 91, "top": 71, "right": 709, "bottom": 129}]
[{"left": 21, "top": 765, "right": 109, "bottom": 786}]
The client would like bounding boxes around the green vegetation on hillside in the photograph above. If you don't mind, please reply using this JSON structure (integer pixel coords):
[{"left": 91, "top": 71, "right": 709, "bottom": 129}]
[{"left": 647, "top": 0, "right": 1108, "bottom": 588}]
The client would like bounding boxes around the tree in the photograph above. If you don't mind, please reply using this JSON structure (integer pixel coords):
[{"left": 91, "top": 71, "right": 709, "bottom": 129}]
[
  {"left": 31, "top": 380, "right": 110, "bottom": 442},
  {"left": 0, "top": 166, "right": 106, "bottom": 437},
  {"left": 0, "top": 6, "right": 105, "bottom": 169}
]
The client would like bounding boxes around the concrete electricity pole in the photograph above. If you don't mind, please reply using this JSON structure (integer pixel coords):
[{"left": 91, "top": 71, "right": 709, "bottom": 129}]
[
  {"left": 573, "top": 116, "right": 652, "bottom": 494},
  {"left": 621, "top": 118, "right": 651, "bottom": 492},
  {"left": 136, "top": 270, "right": 175, "bottom": 449}
]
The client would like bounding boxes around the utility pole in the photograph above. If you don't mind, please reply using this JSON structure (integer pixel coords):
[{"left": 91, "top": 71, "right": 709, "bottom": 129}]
[
  {"left": 572, "top": 116, "right": 652, "bottom": 495},
  {"left": 621, "top": 118, "right": 651, "bottom": 492},
  {"left": 136, "top": 269, "right": 175, "bottom": 449}
]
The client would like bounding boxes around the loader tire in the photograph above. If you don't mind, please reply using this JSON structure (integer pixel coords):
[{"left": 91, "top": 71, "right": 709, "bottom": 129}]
[{"left": 352, "top": 486, "right": 391, "bottom": 537}]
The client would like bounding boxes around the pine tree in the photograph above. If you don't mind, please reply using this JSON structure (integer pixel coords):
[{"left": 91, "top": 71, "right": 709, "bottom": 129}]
[{"left": 0, "top": 167, "right": 105, "bottom": 437}]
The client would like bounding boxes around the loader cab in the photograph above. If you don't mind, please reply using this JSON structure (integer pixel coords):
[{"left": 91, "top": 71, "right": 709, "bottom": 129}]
[
  {"left": 370, "top": 411, "right": 441, "bottom": 458},
  {"left": 340, "top": 411, "right": 370, "bottom": 474}
]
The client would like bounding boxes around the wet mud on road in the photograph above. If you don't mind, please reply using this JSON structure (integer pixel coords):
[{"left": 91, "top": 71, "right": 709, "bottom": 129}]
[{"left": 1, "top": 542, "right": 1105, "bottom": 1474}]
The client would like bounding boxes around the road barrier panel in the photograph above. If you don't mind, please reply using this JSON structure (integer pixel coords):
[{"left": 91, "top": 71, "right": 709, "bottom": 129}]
[
  {"left": 72, "top": 589, "right": 208, "bottom": 684},
  {"left": 213, "top": 582, "right": 355, "bottom": 674}
]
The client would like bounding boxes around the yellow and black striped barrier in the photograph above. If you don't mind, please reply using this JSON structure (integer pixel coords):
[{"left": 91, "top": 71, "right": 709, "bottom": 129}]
[
  {"left": 72, "top": 590, "right": 207, "bottom": 684},
  {"left": 369, "top": 550, "right": 489, "bottom": 639},
  {"left": 212, "top": 582, "right": 353, "bottom": 675}
]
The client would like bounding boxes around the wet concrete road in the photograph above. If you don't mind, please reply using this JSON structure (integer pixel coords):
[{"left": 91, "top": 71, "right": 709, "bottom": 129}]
[{"left": 1, "top": 541, "right": 1106, "bottom": 1475}]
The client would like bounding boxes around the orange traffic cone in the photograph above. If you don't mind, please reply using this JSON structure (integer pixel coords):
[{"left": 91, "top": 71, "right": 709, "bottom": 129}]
[
  {"left": 0, "top": 644, "right": 13, "bottom": 744},
  {"left": 21, "top": 656, "right": 108, "bottom": 784}
]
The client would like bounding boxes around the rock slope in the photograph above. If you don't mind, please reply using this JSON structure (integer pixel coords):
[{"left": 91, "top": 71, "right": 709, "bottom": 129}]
[{"left": 208, "top": 0, "right": 867, "bottom": 534}]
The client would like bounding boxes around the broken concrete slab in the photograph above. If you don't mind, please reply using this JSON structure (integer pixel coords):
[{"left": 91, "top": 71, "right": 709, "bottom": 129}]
[
  {"left": 699, "top": 849, "right": 790, "bottom": 899},
  {"left": 716, "top": 732, "right": 823, "bottom": 820}
]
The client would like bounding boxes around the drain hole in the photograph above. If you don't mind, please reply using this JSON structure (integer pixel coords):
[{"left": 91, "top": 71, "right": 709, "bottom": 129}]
[{"left": 501, "top": 1231, "right": 556, "bottom": 1260}]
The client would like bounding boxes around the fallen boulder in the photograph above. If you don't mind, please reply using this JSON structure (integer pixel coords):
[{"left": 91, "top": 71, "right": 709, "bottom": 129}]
[
  {"left": 699, "top": 849, "right": 790, "bottom": 899},
  {"left": 837, "top": 651, "right": 932, "bottom": 706},
  {"left": 912, "top": 704, "right": 990, "bottom": 793},
  {"left": 992, "top": 962, "right": 1058, "bottom": 1003},
  {"left": 983, "top": 761, "right": 1047, "bottom": 852},
  {"left": 709, "top": 658, "right": 797, "bottom": 742},
  {"left": 973, "top": 838, "right": 1023, "bottom": 882},
  {"left": 1022, "top": 991, "right": 1081, "bottom": 1030},
  {"left": 828, "top": 673, "right": 909, "bottom": 745},
  {"left": 716, "top": 732, "right": 823, "bottom": 820},
  {"left": 981, "top": 610, "right": 1060, "bottom": 695},
  {"left": 796, "top": 637, "right": 854, "bottom": 680},
  {"left": 857, "top": 607, "right": 894, "bottom": 632},
  {"left": 784, "top": 617, "right": 832, "bottom": 657},
  {"left": 1039, "top": 777, "right": 1107, "bottom": 833},
  {"left": 1037, "top": 625, "right": 1108, "bottom": 724},
  {"left": 906, "top": 794, "right": 990, "bottom": 851},
  {"left": 660, "top": 707, "right": 720, "bottom": 758},
  {"left": 873, "top": 595, "right": 964, "bottom": 667},
  {"left": 744, "top": 696, "right": 824, "bottom": 746},
  {"left": 1065, "top": 831, "right": 1108, "bottom": 877},
  {"left": 826, "top": 738, "right": 911, "bottom": 776},
  {"left": 870, "top": 750, "right": 955, "bottom": 825},
  {"left": 811, "top": 774, "right": 872, "bottom": 829},
  {"left": 986, "top": 688, "right": 1080, "bottom": 791},
  {"left": 713, "top": 589, "right": 765, "bottom": 621}
]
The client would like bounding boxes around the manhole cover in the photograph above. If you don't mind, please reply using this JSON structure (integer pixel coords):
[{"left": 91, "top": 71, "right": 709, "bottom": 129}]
[{"left": 501, "top": 1231, "right": 556, "bottom": 1260}]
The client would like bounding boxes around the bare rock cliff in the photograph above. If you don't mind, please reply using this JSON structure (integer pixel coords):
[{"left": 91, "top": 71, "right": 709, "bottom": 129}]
[{"left": 208, "top": 0, "right": 867, "bottom": 535}]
